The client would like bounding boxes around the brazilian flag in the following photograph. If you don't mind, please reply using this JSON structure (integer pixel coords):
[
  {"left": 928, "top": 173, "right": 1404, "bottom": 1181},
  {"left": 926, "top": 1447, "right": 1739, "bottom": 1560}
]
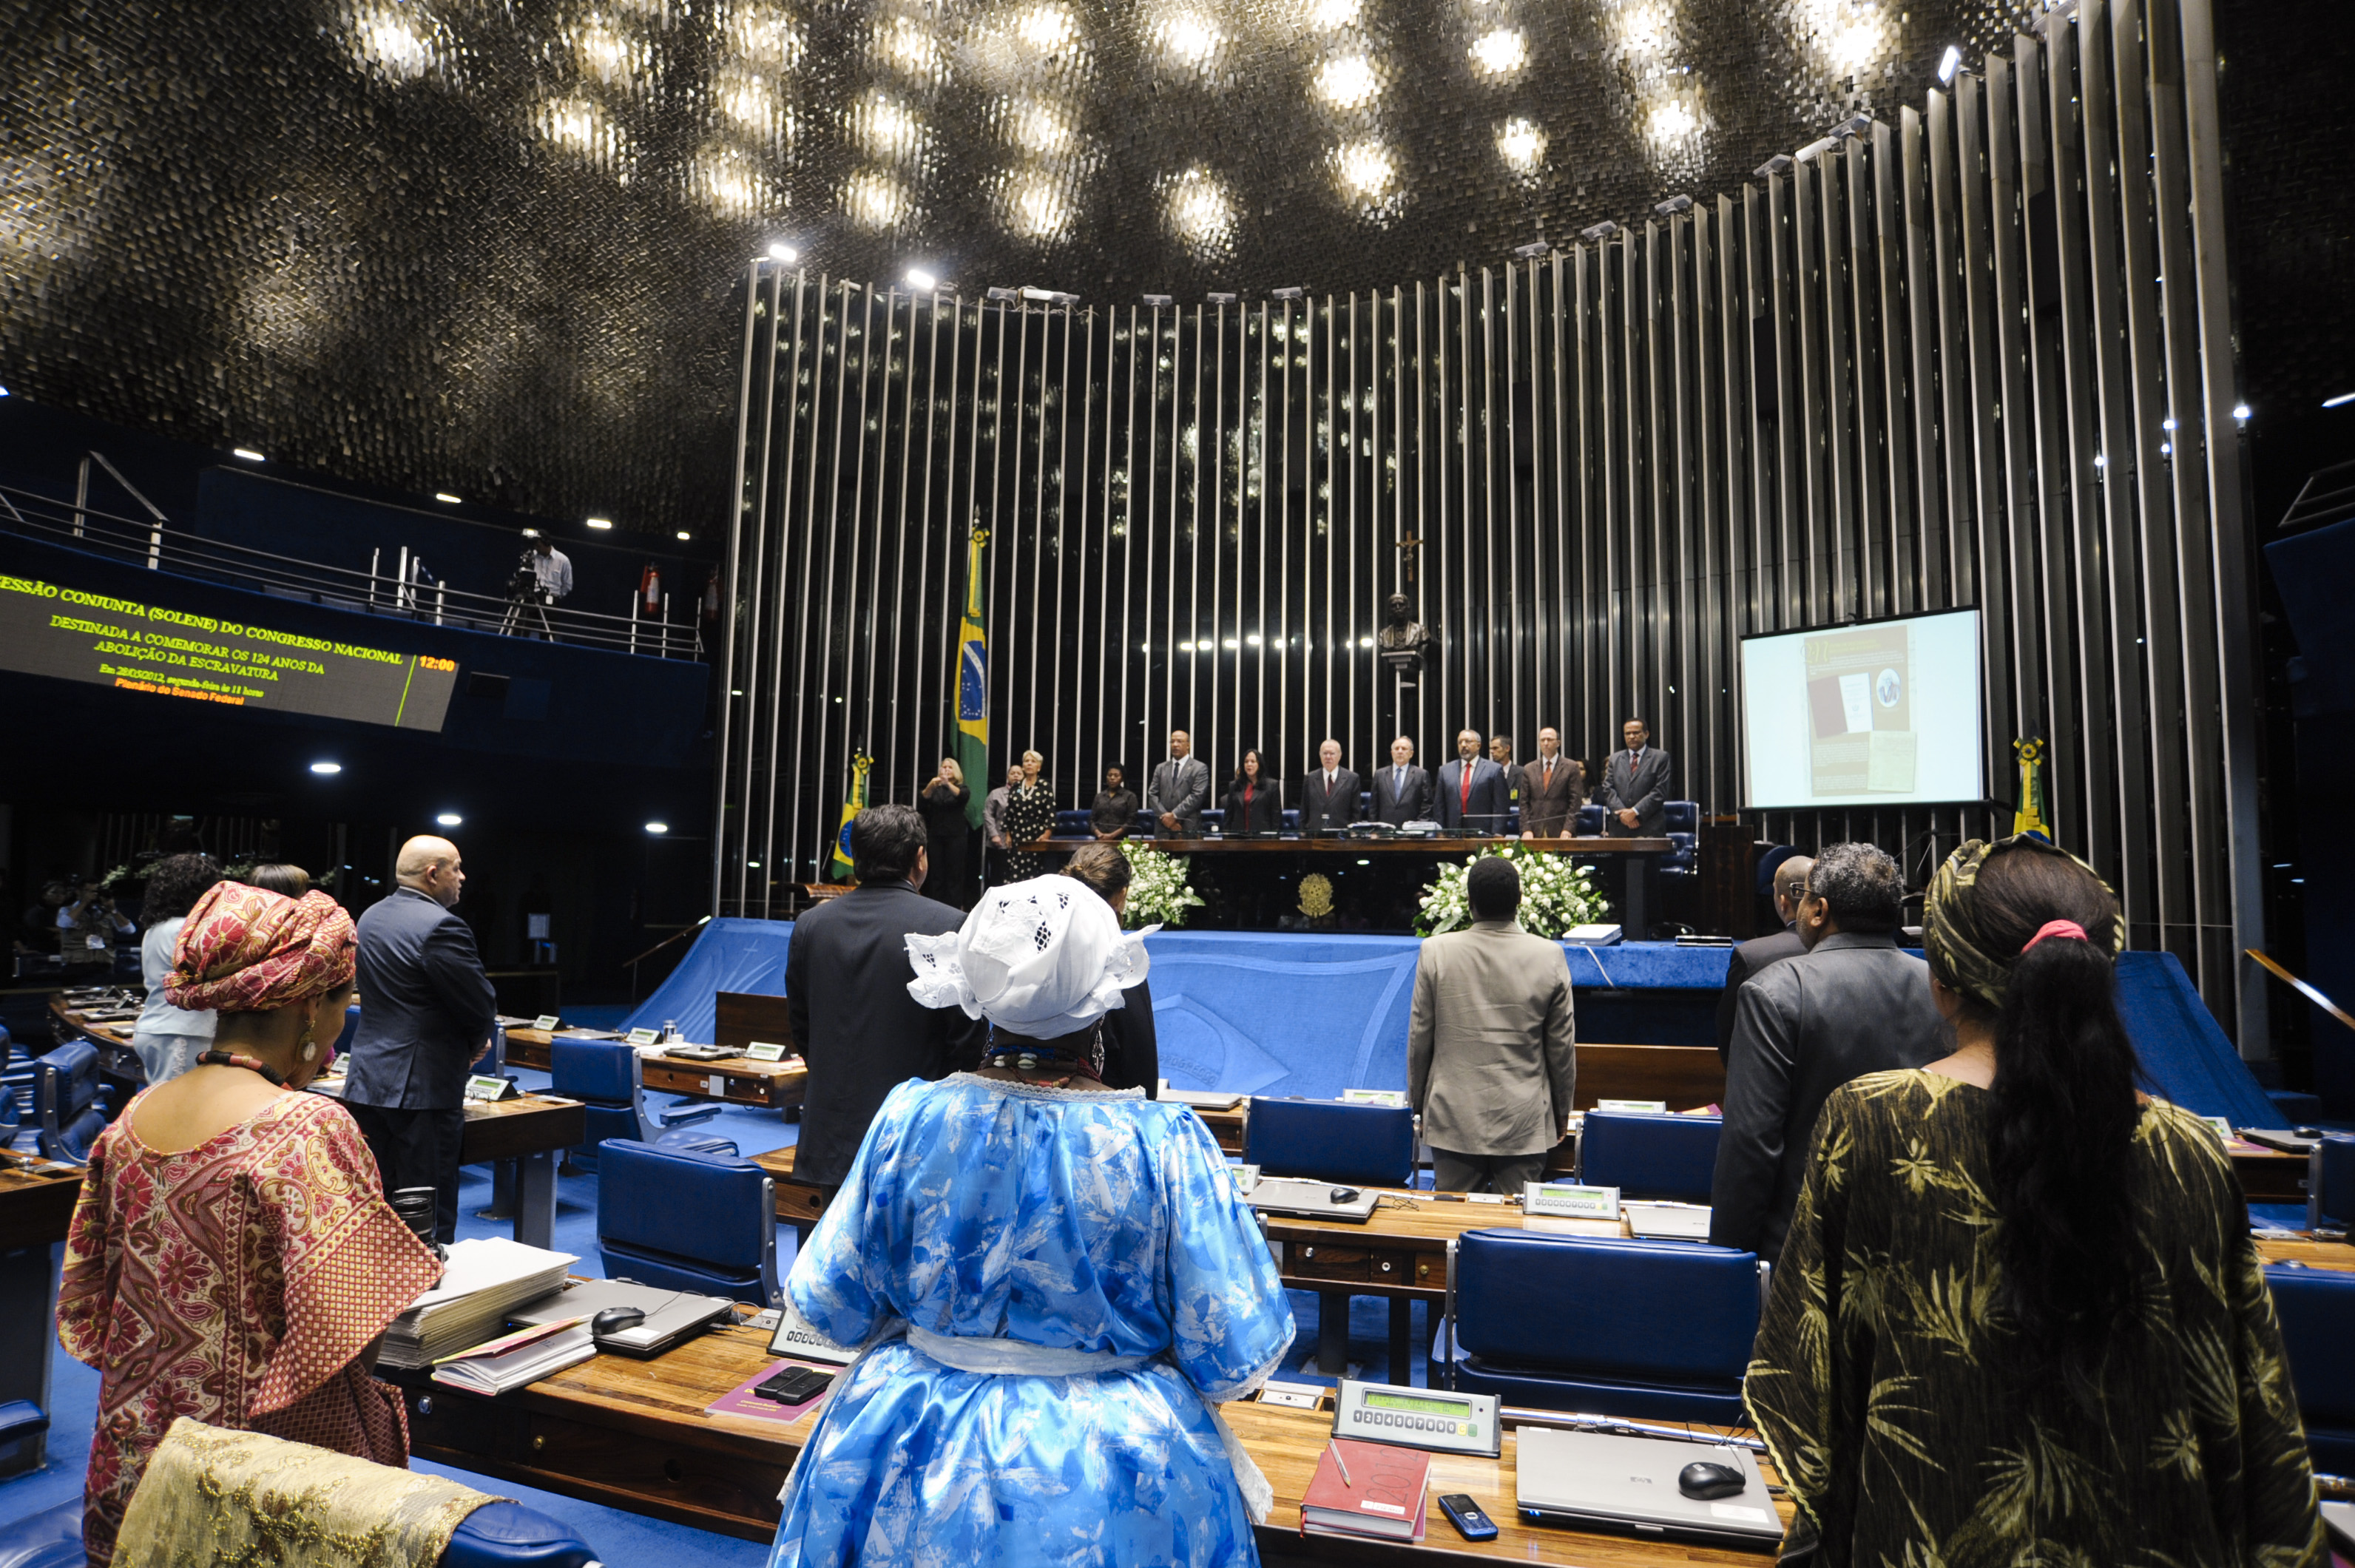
[
  {"left": 828, "top": 751, "right": 874, "bottom": 882},
  {"left": 956, "top": 527, "right": 990, "bottom": 828}
]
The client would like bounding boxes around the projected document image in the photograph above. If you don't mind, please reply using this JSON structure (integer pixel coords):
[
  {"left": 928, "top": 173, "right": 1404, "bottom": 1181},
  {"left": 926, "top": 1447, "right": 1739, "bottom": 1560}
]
[
  {"left": 1741, "top": 609, "right": 1981, "bottom": 811},
  {"left": 1805, "top": 624, "right": 1914, "bottom": 796}
]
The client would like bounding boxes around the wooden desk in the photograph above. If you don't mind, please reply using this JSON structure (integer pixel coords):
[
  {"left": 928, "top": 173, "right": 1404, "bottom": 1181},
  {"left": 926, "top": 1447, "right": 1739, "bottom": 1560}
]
[
  {"left": 306, "top": 1080, "right": 585, "bottom": 1250},
  {"left": 401, "top": 1314, "right": 1788, "bottom": 1561},
  {"left": 0, "top": 1156, "right": 86, "bottom": 1475},
  {"left": 2228, "top": 1139, "right": 2311, "bottom": 1203},
  {"left": 502, "top": 1028, "right": 808, "bottom": 1111}
]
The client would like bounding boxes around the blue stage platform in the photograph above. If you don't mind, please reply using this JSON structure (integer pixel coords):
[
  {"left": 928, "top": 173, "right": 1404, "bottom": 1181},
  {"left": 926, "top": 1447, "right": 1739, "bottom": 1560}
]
[{"left": 626, "top": 921, "right": 2277, "bottom": 1123}]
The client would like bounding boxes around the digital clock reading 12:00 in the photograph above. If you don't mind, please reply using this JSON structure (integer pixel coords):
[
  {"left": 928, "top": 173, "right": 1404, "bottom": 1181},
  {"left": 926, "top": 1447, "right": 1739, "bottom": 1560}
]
[{"left": 0, "top": 573, "right": 461, "bottom": 731}]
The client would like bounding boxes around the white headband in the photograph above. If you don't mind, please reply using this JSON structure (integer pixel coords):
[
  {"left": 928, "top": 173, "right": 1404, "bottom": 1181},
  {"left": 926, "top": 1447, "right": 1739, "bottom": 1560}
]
[{"left": 905, "top": 876, "right": 1155, "bottom": 1038}]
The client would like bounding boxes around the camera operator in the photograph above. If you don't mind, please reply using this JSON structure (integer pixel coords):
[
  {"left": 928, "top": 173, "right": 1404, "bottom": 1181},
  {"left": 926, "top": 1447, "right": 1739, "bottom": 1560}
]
[
  {"left": 525, "top": 531, "right": 572, "bottom": 602},
  {"left": 504, "top": 530, "right": 572, "bottom": 641}
]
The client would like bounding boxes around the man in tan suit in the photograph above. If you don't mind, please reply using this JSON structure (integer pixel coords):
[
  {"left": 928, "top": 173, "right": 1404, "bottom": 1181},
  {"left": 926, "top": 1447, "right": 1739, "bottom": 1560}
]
[
  {"left": 1408, "top": 858, "right": 1578, "bottom": 1193},
  {"left": 1519, "top": 726, "right": 1585, "bottom": 838}
]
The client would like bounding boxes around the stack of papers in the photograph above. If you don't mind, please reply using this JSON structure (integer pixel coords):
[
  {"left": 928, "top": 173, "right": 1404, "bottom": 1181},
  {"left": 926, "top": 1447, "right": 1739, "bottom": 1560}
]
[
  {"left": 430, "top": 1318, "right": 596, "bottom": 1396},
  {"left": 379, "top": 1238, "right": 578, "bottom": 1370}
]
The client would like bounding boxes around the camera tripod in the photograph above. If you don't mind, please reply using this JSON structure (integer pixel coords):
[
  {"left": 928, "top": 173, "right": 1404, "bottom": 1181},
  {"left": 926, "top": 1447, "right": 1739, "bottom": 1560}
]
[{"left": 499, "top": 587, "right": 557, "bottom": 641}]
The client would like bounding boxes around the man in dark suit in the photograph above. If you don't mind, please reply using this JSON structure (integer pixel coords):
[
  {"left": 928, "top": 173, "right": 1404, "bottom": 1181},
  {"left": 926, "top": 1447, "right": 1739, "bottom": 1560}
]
[
  {"left": 1519, "top": 726, "right": 1584, "bottom": 838},
  {"left": 1709, "top": 842, "right": 1945, "bottom": 1263},
  {"left": 1436, "top": 729, "right": 1510, "bottom": 834},
  {"left": 1488, "top": 734, "right": 1531, "bottom": 828},
  {"left": 1714, "top": 854, "right": 1814, "bottom": 1061},
  {"left": 1148, "top": 729, "right": 1210, "bottom": 839},
  {"left": 342, "top": 835, "right": 499, "bottom": 1244},
  {"left": 1299, "top": 739, "right": 1361, "bottom": 833},
  {"left": 1372, "top": 735, "right": 1432, "bottom": 825},
  {"left": 1598, "top": 717, "right": 1673, "bottom": 837},
  {"left": 786, "top": 805, "right": 986, "bottom": 1189}
]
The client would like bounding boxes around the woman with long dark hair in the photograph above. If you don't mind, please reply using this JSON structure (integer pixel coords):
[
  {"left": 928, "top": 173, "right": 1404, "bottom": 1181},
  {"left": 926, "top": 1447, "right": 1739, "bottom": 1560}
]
[
  {"left": 1744, "top": 835, "right": 2324, "bottom": 1564},
  {"left": 1220, "top": 748, "right": 1281, "bottom": 835}
]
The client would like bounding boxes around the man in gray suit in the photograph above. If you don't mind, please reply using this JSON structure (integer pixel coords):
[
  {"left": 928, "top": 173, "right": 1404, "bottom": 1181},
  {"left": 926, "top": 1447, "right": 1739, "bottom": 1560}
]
[
  {"left": 343, "top": 835, "right": 498, "bottom": 1244},
  {"left": 1149, "top": 729, "right": 1210, "bottom": 838},
  {"left": 1372, "top": 735, "right": 1431, "bottom": 824},
  {"left": 1408, "top": 858, "right": 1577, "bottom": 1193},
  {"left": 1598, "top": 717, "right": 1673, "bottom": 837},
  {"left": 1299, "top": 739, "right": 1361, "bottom": 833},
  {"left": 1709, "top": 842, "right": 1945, "bottom": 1262}
]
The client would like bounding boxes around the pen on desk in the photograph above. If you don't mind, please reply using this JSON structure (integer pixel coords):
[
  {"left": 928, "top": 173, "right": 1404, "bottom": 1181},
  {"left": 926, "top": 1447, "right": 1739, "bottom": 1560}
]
[{"left": 1327, "top": 1439, "right": 1352, "bottom": 1487}]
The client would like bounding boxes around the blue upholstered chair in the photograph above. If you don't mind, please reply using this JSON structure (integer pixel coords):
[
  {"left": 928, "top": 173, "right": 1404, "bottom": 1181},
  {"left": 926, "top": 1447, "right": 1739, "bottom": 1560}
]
[
  {"left": 1359, "top": 790, "right": 1374, "bottom": 817},
  {"left": 596, "top": 1138, "right": 783, "bottom": 1308},
  {"left": 2313, "top": 1135, "right": 2355, "bottom": 1236},
  {"left": 33, "top": 1042, "right": 112, "bottom": 1163},
  {"left": 1280, "top": 808, "right": 1301, "bottom": 831},
  {"left": 1132, "top": 809, "right": 1158, "bottom": 836},
  {"left": 1578, "top": 1109, "right": 1720, "bottom": 1203},
  {"left": 1199, "top": 808, "right": 1226, "bottom": 833},
  {"left": 1574, "top": 804, "right": 1606, "bottom": 836},
  {"left": 0, "top": 1497, "right": 598, "bottom": 1568},
  {"left": 1660, "top": 801, "right": 1699, "bottom": 875},
  {"left": 550, "top": 1038, "right": 733, "bottom": 1173},
  {"left": 1245, "top": 1097, "right": 1416, "bottom": 1188},
  {"left": 0, "top": 1400, "right": 46, "bottom": 1481},
  {"left": 2266, "top": 1263, "right": 2355, "bottom": 1477},
  {"left": 1052, "top": 810, "right": 1093, "bottom": 838},
  {"left": 1446, "top": 1230, "right": 1765, "bottom": 1422}
]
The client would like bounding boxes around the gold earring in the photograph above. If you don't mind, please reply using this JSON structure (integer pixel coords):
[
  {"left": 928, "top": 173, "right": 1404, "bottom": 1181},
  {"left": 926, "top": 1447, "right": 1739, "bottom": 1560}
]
[{"left": 297, "top": 1013, "right": 318, "bottom": 1061}]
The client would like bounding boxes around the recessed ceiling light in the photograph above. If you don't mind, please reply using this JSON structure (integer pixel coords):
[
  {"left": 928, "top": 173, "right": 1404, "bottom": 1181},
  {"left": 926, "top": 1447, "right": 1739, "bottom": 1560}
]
[
  {"left": 2232, "top": 403, "right": 2251, "bottom": 421},
  {"left": 675, "top": 530, "right": 692, "bottom": 541},
  {"left": 645, "top": 821, "right": 669, "bottom": 834},
  {"left": 309, "top": 761, "right": 342, "bottom": 775},
  {"left": 586, "top": 517, "right": 614, "bottom": 530},
  {"left": 2324, "top": 391, "right": 2355, "bottom": 409},
  {"left": 1937, "top": 44, "right": 1962, "bottom": 82},
  {"left": 435, "top": 492, "right": 462, "bottom": 503},
  {"left": 767, "top": 241, "right": 798, "bottom": 263},
  {"left": 906, "top": 266, "right": 939, "bottom": 291},
  {"left": 436, "top": 812, "right": 463, "bottom": 826},
  {"left": 233, "top": 447, "right": 266, "bottom": 462}
]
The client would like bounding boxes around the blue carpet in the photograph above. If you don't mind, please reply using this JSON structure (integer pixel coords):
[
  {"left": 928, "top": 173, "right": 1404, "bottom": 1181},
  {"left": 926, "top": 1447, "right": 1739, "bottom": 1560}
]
[{"left": 0, "top": 1075, "right": 797, "bottom": 1564}]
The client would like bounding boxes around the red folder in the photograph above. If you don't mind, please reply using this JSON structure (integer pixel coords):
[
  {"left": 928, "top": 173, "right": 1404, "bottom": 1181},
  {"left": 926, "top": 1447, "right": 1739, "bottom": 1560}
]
[{"left": 1300, "top": 1438, "right": 1432, "bottom": 1541}]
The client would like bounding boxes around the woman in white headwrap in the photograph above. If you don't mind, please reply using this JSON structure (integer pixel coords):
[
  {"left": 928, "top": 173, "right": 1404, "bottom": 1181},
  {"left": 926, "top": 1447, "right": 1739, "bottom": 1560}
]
[{"left": 765, "top": 877, "right": 1295, "bottom": 1568}]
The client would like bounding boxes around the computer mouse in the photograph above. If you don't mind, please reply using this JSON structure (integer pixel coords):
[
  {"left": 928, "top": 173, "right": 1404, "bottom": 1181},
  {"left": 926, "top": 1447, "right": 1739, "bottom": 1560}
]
[
  {"left": 1329, "top": 1186, "right": 1361, "bottom": 1204},
  {"left": 2294, "top": 1126, "right": 2324, "bottom": 1138},
  {"left": 591, "top": 1306, "right": 647, "bottom": 1337},
  {"left": 1677, "top": 1461, "right": 1746, "bottom": 1500}
]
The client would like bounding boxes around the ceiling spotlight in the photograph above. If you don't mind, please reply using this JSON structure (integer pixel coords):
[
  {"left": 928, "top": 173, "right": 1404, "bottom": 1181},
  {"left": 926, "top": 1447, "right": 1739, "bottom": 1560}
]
[
  {"left": 1142, "top": 293, "right": 1173, "bottom": 307},
  {"left": 1937, "top": 45, "right": 1962, "bottom": 82},
  {"left": 232, "top": 447, "right": 266, "bottom": 462},
  {"left": 1830, "top": 113, "right": 1874, "bottom": 140},
  {"left": 309, "top": 761, "right": 342, "bottom": 775},
  {"left": 1269, "top": 286, "right": 1305, "bottom": 301},
  {"left": 675, "top": 530, "right": 692, "bottom": 541},
  {"left": 1755, "top": 153, "right": 1794, "bottom": 178},
  {"left": 586, "top": 517, "right": 614, "bottom": 529},
  {"left": 986, "top": 285, "right": 1020, "bottom": 303},
  {"left": 1654, "top": 195, "right": 1693, "bottom": 216},
  {"left": 644, "top": 821, "right": 669, "bottom": 834},
  {"left": 906, "top": 266, "right": 939, "bottom": 291},
  {"left": 1579, "top": 220, "right": 1619, "bottom": 243},
  {"left": 436, "top": 812, "right": 463, "bottom": 826},
  {"left": 766, "top": 241, "right": 798, "bottom": 262},
  {"left": 1512, "top": 240, "right": 1550, "bottom": 258},
  {"left": 2324, "top": 391, "right": 2355, "bottom": 408},
  {"left": 435, "top": 491, "right": 462, "bottom": 504},
  {"left": 0, "top": 386, "right": 9, "bottom": 396},
  {"left": 2232, "top": 403, "right": 2251, "bottom": 422},
  {"left": 1206, "top": 291, "right": 1238, "bottom": 305},
  {"left": 1018, "top": 285, "right": 1061, "bottom": 303}
]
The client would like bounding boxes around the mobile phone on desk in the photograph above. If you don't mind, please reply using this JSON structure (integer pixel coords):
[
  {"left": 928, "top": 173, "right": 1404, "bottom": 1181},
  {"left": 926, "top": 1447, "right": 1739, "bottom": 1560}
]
[
  {"left": 754, "top": 1366, "right": 834, "bottom": 1406},
  {"left": 1437, "top": 1493, "right": 1499, "bottom": 1541}
]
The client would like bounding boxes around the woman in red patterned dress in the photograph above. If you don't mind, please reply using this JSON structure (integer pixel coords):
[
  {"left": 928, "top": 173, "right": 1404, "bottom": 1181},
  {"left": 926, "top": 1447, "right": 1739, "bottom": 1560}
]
[{"left": 57, "top": 882, "right": 444, "bottom": 1564}]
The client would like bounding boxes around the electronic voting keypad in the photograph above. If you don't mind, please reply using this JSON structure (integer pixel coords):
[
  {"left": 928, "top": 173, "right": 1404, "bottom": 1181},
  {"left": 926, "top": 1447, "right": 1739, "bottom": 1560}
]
[{"left": 1331, "top": 1378, "right": 1501, "bottom": 1459}]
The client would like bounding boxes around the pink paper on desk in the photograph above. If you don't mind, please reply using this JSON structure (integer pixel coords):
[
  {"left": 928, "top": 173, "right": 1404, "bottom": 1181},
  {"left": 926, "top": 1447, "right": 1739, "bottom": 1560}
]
[{"left": 706, "top": 1359, "right": 838, "bottom": 1424}]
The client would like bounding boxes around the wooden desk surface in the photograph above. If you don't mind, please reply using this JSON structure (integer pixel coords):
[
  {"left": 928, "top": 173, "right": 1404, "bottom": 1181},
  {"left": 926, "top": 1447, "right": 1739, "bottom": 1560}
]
[
  {"left": 405, "top": 1313, "right": 1787, "bottom": 1561},
  {"left": 501, "top": 1028, "right": 808, "bottom": 1109},
  {"left": 0, "top": 1158, "right": 87, "bottom": 1251}
]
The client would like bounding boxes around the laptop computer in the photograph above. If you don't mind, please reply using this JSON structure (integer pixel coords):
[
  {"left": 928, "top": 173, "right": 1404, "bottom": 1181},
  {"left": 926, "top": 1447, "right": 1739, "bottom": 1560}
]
[
  {"left": 1624, "top": 1202, "right": 1712, "bottom": 1241},
  {"left": 1516, "top": 1427, "right": 1782, "bottom": 1550},
  {"left": 1250, "top": 1177, "right": 1380, "bottom": 1223}
]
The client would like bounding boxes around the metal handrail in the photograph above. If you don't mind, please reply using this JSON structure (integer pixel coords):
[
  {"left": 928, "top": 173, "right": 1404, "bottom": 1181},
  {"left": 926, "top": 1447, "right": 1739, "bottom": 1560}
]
[{"left": 0, "top": 481, "right": 702, "bottom": 659}]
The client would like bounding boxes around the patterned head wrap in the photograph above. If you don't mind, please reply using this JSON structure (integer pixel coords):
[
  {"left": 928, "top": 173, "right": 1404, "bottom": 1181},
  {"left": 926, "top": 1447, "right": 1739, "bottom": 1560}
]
[
  {"left": 905, "top": 875, "right": 1156, "bottom": 1038},
  {"left": 165, "top": 882, "right": 358, "bottom": 1013},
  {"left": 1923, "top": 834, "right": 2124, "bottom": 1012}
]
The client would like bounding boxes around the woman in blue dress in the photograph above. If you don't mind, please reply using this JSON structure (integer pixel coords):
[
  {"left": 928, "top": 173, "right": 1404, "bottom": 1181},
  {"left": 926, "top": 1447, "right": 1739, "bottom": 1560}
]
[{"left": 767, "top": 875, "right": 1296, "bottom": 1568}]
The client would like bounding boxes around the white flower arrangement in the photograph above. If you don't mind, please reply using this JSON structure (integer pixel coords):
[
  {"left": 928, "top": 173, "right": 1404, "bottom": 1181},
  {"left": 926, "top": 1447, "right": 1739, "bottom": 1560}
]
[
  {"left": 1119, "top": 840, "right": 1208, "bottom": 929},
  {"left": 1415, "top": 842, "right": 1610, "bottom": 938}
]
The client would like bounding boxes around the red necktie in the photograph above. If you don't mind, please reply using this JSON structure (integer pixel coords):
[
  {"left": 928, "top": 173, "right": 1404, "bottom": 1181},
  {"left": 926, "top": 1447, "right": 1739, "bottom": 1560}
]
[{"left": 1459, "top": 763, "right": 1473, "bottom": 809}]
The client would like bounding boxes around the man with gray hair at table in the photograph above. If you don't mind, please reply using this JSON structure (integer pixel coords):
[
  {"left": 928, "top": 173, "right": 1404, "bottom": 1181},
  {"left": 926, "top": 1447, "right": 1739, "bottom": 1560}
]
[
  {"left": 1710, "top": 840, "right": 1946, "bottom": 1263},
  {"left": 1408, "top": 856, "right": 1578, "bottom": 1194}
]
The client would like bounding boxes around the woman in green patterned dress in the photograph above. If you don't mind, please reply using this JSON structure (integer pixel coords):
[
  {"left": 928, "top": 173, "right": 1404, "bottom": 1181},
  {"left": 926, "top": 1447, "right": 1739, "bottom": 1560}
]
[{"left": 1745, "top": 834, "right": 2325, "bottom": 1567}]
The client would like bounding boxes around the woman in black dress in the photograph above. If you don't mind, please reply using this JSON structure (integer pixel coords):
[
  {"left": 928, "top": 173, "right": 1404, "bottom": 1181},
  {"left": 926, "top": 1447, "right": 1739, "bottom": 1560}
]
[
  {"left": 917, "top": 757, "right": 973, "bottom": 909},
  {"left": 1002, "top": 749, "right": 1055, "bottom": 879},
  {"left": 1220, "top": 748, "right": 1283, "bottom": 834}
]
